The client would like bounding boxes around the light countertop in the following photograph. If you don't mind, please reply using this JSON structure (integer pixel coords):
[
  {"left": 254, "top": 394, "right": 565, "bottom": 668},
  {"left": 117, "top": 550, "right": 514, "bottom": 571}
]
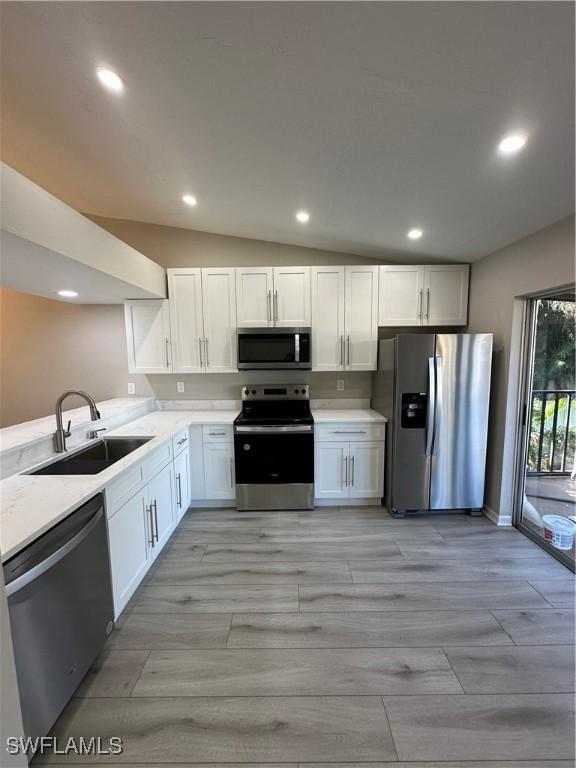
[
  {"left": 0, "top": 407, "right": 385, "bottom": 562},
  {"left": 312, "top": 409, "right": 386, "bottom": 423}
]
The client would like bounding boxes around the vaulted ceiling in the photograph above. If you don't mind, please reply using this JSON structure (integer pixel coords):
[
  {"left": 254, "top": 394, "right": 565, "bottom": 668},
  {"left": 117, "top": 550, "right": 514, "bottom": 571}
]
[{"left": 1, "top": 1, "right": 574, "bottom": 261}]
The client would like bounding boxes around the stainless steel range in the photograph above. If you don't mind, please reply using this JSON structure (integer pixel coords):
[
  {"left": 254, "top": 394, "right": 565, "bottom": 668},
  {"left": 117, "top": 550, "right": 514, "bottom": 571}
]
[{"left": 234, "top": 385, "right": 314, "bottom": 510}]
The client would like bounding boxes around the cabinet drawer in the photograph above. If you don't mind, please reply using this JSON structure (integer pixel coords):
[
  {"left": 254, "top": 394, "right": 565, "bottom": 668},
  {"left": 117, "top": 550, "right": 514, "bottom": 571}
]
[
  {"left": 315, "top": 423, "right": 385, "bottom": 443},
  {"left": 203, "top": 425, "right": 233, "bottom": 443},
  {"left": 142, "top": 439, "right": 173, "bottom": 480},
  {"left": 172, "top": 427, "right": 189, "bottom": 456},
  {"left": 105, "top": 463, "right": 145, "bottom": 518}
]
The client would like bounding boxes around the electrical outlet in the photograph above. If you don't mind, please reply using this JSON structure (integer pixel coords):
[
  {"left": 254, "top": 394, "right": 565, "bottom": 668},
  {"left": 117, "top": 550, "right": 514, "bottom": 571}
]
[
  {"left": 127, "top": 382, "right": 136, "bottom": 395},
  {"left": 177, "top": 381, "right": 185, "bottom": 393},
  {"left": 336, "top": 379, "right": 345, "bottom": 391}
]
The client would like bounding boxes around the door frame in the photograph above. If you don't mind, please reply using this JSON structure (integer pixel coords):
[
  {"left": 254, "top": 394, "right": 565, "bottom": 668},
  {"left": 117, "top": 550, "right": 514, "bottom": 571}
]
[{"left": 512, "top": 285, "right": 575, "bottom": 571}]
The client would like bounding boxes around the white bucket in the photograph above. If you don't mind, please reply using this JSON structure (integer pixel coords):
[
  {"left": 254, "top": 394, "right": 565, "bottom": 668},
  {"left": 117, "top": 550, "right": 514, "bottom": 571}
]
[{"left": 542, "top": 515, "right": 576, "bottom": 550}]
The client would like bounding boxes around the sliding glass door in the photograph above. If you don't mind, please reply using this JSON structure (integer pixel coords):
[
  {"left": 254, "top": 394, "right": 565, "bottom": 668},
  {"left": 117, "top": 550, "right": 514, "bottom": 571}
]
[{"left": 516, "top": 290, "right": 576, "bottom": 569}]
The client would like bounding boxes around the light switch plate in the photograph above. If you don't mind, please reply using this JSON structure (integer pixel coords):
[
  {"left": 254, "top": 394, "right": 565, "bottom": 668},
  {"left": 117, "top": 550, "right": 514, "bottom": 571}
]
[
  {"left": 177, "top": 381, "right": 185, "bottom": 393},
  {"left": 127, "top": 382, "right": 136, "bottom": 395},
  {"left": 336, "top": 379, "right": 345, "bottom": 391}
]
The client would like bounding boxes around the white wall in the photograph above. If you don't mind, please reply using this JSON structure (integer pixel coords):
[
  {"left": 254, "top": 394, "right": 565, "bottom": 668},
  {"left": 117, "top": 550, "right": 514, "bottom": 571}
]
[{"left": 467, "top": 215, "right": 575, "bottom": 523}]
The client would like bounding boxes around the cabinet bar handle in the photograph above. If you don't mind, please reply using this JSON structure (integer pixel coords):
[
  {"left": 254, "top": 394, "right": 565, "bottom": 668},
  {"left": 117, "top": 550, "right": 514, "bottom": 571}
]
[
  {"left": 425, "top": 288, "right": 430, "bottom": 320},
  {"left": 176, "top": 473, "right": 182, "bottom": 508},
  {"left": 210, "top": 431, "right": 227, "bottom": 435},
  {"left": 199, "top": 337, "right": 204, "bottom": 367},
  {"left": 351, "top": 455, "right": 355, "bottom": 487},
  {"left": 274, "top": 290, "right": 278, "bottom": 323},
  {"left": 267, "top": 290, "right": 272, "bottom": 323},
  {"left": 153, "top": 500, "right": 159, "bottom": 542},
  {"left": 346, "top": 335, "right": 351, "bottom": 366},
  {"left": 146, "top": 505, "right": 154, "bottom": 546},
  {"left": 229, "top": 457, "right": 234, "bottom": 488},
  {"left": 418, "top": 289, "right": 423, "bottom": 321},
  {"left": 177, "top": 437, "right": 187, "bottom": 446},
  {"left": 343, "top": 455, "right": 348, "bottom": 487},
  {"left": 333, "top": 430, "right": 366, "bottom": 434},
  {"left": 204, "top": 338, "right": 209, "bottom": 368},
  {"left": 340, "top": 335, "right": 344, "bottom": 365},
  {"left": 165, "top": 338, "right": 170, "bottom": 368}
]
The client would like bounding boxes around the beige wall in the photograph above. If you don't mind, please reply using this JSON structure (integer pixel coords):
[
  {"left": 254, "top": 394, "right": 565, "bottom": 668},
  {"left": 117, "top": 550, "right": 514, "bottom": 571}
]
[
  {"left": 467, "top": 214, "right": 575, "bottom": 522},
  {"left": 87, "top": 215, "right": 385, "bottom": 269},
  {"left": 0, "top": 287, "right": 152, "bottom": 427}
]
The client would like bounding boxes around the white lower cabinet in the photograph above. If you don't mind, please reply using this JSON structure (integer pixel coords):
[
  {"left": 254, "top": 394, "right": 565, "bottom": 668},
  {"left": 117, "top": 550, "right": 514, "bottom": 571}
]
[
  {"left": 204, "top": 442, "right": 235, "bottom": 500},
  {"left": 107, "top": 488, "right": 151, "bottom": 618},
  {"left": 314, "top": 422, "right": 385, "bottom": 502},
  {"left": 348, "top": 442, "right": 384, "bottom": 497},
  {"left": 147, "top": 461, "right": 175, "bottom": 560},
  {"left": 314, "top": 441, "right": 349, "bottom": 500},
  {"left": 173, "top": 445, "right": 191, "bottom": 521},
  {"left": 106, "top": 438, "right": 185, "bottom": 619}
]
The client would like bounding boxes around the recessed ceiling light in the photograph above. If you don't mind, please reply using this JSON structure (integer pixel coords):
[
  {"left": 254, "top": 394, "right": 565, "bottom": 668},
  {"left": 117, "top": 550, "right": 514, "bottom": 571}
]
[
  {"left": 498, "top": 133, "right": 527, "bottom": 155},
  {"left": 58, "top": 290, "right": 79, "bottom": 298},
  {"left": 407, "top": 228, "right": 423, "bottom": 240},
  {"left": 96, "top": 67, "right": 124, "bottom": 93},
  {"left": 182, "top": 194, "right": 198, "bottom": 207},
  {"left": 296, "top": 210, "right": 310, "bottom": 223}
]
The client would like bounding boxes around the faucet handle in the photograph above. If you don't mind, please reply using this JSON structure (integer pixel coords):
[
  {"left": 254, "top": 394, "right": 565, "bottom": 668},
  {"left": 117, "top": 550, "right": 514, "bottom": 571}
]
[
  {"left": 65, "top": 420, "right": 72, "bottom": 437},
  {"left": 89, "top": 427, "right": 107, "bottom": 440}
]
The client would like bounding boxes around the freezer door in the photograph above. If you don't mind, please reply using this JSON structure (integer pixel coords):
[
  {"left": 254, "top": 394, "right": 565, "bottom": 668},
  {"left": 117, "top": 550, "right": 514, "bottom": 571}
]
[
  {"left": 429, "top": 333, "right": 493, "bottom": 509},
  {"left": 392, "top": 334, "right": 435, "bottom": 511}
]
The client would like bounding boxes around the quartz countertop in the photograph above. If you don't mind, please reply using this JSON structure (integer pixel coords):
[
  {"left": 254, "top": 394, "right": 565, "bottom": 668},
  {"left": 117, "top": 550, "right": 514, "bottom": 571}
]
[
  {"left": 0, "top": 406, "right": 384, "bottom": 562},
  {"left": 0, "top": 409, "right": 236, "bottom": 563},
  {"left": 312, "top": 409, "right": 386, "bottom": 423}
]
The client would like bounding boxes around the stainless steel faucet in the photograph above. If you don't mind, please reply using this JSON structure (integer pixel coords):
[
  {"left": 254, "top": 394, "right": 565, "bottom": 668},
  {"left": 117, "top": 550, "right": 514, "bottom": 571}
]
[{"left": 54, "top": 390, "right": 101, "bottom": 452}]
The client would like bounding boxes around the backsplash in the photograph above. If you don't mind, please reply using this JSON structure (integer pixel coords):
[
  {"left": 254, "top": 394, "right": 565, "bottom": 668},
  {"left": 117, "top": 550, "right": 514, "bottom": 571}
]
[{"left": 144, "top": 371, "right": 372, "bottom": 402}]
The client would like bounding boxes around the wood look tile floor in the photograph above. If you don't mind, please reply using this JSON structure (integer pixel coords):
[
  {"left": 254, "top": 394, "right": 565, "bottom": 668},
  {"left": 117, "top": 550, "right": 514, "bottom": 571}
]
[{"left": 37, "top": 506, "right": 576, "bottom": 766}]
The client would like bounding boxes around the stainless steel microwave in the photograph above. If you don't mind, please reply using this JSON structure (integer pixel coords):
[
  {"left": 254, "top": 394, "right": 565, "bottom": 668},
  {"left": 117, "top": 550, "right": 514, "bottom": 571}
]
[{"left": 237, "top": 327, "right": 311, "bottom": 370}]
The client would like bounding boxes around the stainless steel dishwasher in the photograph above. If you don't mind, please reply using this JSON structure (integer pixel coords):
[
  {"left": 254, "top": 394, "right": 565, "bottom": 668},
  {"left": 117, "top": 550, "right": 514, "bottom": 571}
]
[{"left": 3, "top": 493, "right": 114, "bottom": 738}]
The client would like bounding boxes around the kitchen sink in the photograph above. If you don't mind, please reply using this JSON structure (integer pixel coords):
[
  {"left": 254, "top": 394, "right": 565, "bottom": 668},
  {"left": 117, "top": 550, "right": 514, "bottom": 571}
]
[{"left": 28, "top": 437, "right": 153, "bottom": 476}]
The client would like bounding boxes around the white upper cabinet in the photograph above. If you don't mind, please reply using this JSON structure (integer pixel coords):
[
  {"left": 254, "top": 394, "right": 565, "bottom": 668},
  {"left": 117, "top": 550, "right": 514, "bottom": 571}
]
[
  {"left": 236, "top": 266, "right": 310, "bottom": 328},
  {"left": 312, "top": 265, "right": 378, "bottom": 371},
  {"left": 425, "top": 265, "right": 469, "bottom": 326},
  {"left": 201, "top": 268, "right": 237, "bottom": 372},
  {"left": 378, "top": 264, "right": 469, "bottom": 327},
  {"left": 236, "top": 267, "right": 274, "bottom": 327},
  {"left": 124, "top": 300, "right": 172, "bottom": 374},
  {"left": 378, "top": 265, "right": 424, "bottom": 327},
  {"left": 273, "top": 266, "right": 311, "bottom": 326},
  {"left": 167, "top": 267, "right": 237, "bottom": 374},
  {"left": 311, "top": 266, "right": 345, "bottom": 371},
  {"left": 344, "top": 265, "right": 379, "bottom": 371},
  {"left": 168, "top": 269, "right": 203, "bottom": 373}
]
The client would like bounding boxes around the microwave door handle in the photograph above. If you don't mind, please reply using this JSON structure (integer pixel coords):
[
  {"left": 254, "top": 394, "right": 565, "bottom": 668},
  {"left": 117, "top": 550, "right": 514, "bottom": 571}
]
[{"left": 295, "top": 333, "right": 300, "bottom": 362}]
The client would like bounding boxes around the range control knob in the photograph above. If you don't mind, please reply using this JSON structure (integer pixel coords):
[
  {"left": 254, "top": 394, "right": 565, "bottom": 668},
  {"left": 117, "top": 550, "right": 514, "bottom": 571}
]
[{"left": 243, "top": 443, "right": 251, "bottom": 451}]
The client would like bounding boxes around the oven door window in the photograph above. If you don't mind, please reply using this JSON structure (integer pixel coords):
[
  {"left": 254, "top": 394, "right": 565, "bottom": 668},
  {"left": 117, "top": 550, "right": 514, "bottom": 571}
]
[
  {"left": 238, "top": 334, "right": 296, "bottom": 364},
  {"left": 234, "top": 434, "right": 313, "bottom": 484}
]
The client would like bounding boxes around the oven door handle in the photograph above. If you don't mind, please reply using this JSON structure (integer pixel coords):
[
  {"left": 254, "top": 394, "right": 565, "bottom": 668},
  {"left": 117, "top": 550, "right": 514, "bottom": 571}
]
[{"left": 234, "top": 425, "right": 313, "bottom": 434}]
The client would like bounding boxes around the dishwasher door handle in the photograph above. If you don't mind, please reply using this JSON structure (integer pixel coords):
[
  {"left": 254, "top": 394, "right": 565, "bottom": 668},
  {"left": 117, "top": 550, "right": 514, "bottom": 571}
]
[{"left": 5, "top": 508, "right": 104, "bottom": 598}]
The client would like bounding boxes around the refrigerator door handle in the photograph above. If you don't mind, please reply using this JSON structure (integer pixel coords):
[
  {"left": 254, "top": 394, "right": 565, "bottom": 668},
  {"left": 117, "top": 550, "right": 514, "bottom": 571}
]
[
  {"left": 433, "top": 356, "right": 443, "bottom": 456},
  {"left": 425, "top": 356, "right": 436, "bottom": 457}
]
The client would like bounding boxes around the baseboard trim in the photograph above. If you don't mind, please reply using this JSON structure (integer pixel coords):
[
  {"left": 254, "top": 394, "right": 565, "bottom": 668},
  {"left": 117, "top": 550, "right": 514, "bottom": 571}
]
[
  {"left": 484, "top": 504, "right": 513, "bottom": 527},
  {"left": 188, "top": 500, "right": 236, "bottom": 509},
  {"left": 314, "top": 498, "right": 383, "bottom": 507}
]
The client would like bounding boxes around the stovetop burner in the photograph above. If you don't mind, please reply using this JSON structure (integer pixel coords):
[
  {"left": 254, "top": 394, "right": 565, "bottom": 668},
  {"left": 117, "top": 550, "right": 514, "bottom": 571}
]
[{"left": 235, "top": 384, "right": 313, "bottom": 427}]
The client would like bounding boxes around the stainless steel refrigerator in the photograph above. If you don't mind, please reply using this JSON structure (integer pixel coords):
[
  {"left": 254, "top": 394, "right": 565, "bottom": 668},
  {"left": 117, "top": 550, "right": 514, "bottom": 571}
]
[{"left": 372, "top": 333, "right": 493, "bottom": 517}]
